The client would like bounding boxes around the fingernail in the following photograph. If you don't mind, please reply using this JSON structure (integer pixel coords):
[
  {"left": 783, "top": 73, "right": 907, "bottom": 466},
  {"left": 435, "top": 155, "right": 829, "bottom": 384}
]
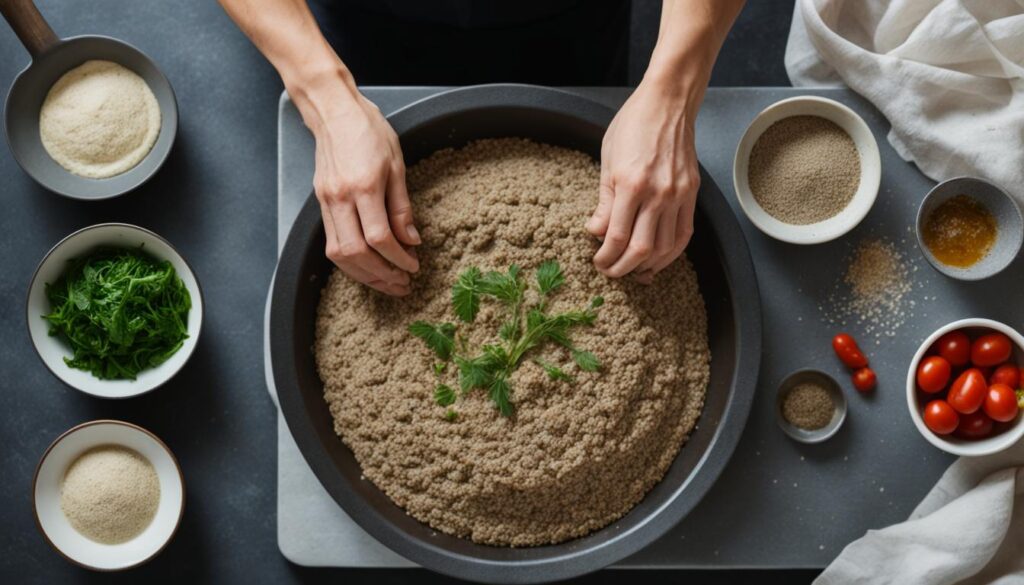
[{"left": 407, "top": 225, "right": 421, "bottom": 244}]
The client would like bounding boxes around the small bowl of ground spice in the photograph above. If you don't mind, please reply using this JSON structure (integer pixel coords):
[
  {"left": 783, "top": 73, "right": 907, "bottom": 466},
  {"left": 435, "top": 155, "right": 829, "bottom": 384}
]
[
  {"left": 916, "top": 177, "right": 1023, "bottom": 281},
  {"left": 733, "top": 96, "right": 881, "bottom": 244},
  {"left": 33, "top": 420, "right": 184, "bottom": 570},
  {"left": 776, "top": 369, "right": 847, "bottom": 443}
]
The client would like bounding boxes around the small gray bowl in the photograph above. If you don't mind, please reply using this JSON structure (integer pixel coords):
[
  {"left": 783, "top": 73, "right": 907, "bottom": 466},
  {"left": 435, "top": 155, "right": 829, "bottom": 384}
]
[
  {"left": 915, "top": 177, "right": 1023, "bottom": 281},
  {"left": 776, "top": 369, "right": 847, "bottom": 444}
]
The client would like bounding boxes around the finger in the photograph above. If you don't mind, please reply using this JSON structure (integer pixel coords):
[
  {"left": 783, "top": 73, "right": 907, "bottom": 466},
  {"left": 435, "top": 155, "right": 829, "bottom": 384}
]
[
  {"left": 593, "top": 188, "right": 640, "bottom": 270},
  {"left": 586, "top": 177, "right": 615, "bottom": 238},
  {"left": 649, "top": 205, "right": 695, "bottom": 274},
  {"left": 332, "top": 201, "right": 411, "bottom": 287},
  {"left": 604, "top": 205, "right": 658, "bottom": 278},
  {"left": 386, "top": 165, "right": 421, "bottom": 246},
  {"left": 634, "top": 269, "right": 654, "bottom": 285},
  {"left": 638, "top": 202, "right": 678, "bottom": 273},
  {"left": 320, "top": 198, "right": 407, "bottom": 294},
  {"left": 354, "top": 193, "right": 420, "bottom": 273}
]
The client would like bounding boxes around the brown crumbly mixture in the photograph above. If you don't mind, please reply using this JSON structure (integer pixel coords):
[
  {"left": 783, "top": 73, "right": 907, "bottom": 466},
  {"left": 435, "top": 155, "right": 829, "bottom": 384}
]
[
  {"left": 748, "top": 115, "right": 860, "bottom": 225},
  {"left": 314, "top": 138, "right": 710, "bottom": 547},
  {"left": 782, "top": 383, "right": 834, "bottom": 430}
]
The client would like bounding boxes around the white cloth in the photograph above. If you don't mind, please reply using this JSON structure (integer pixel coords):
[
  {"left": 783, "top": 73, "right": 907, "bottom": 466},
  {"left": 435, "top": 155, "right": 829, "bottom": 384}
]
[
  {"left": 784, "top": 0, "right": 1024, "bottom": 203},
  {"left": 815, "top": 440, "right": 1024, "bottom": 584}
]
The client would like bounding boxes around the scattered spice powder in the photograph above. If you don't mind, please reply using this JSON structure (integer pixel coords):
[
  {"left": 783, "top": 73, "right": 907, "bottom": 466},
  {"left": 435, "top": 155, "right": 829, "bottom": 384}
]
[
  {"left": 783, "top": 383, "right": 835, "bottom": 430},
  {"left": 748, "top": 115, "right": 860, "bottom": 225},
  {"left": 922, "top": 194, "right": 997, "bottom": 268},
  {"left": 822, "top": 237, "right": 919, "bottom": 341}
]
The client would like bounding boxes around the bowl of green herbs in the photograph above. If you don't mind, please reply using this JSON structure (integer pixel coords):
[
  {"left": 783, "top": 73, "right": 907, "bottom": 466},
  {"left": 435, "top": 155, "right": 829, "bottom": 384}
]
[{"left": 26, "top": 223, "right": 203, "bottom": 398}]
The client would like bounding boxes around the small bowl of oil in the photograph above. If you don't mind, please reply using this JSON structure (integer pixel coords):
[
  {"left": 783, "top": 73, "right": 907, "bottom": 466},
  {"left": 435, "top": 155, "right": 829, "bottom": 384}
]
[{"left": 916, "top": 177, "right": 1023, "bottom": 281}]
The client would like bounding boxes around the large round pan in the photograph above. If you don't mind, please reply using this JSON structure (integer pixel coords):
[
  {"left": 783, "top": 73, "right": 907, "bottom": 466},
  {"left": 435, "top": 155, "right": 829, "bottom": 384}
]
[{"left": 270, "top": 84, "right": 761, "bottom": 583}]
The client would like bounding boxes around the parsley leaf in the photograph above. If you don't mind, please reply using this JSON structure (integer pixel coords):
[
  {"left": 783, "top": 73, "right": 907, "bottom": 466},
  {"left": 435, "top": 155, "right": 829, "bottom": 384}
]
[
  {"left": 535, "top": 260, "right": 565, "bottom": 295},
  {"left": 534, "top": 359, "right": 574, "bottom": 383},
  {"left": 572, "top": 350, "right": 601, "bottom": 372},
  {"left": 408, "top": 321, "right": 456, "bottom": 360},
  {"left": 451, "top": 267, "right": 482, "bottom": 322},
  {"left": 434, "top": 384, "right": 457, "bottom": 407}
]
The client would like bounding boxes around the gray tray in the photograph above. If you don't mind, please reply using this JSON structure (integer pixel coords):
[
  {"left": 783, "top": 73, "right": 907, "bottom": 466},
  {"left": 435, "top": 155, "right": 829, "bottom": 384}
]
[{"left": 266, "top": 86, "right": 1015, "bottom": 569}]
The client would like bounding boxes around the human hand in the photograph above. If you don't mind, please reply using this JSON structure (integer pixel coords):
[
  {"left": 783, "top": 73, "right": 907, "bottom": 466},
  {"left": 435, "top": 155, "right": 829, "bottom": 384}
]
[
  {"left": 302, "top": 82, "right": 420, "bottom": 296},
  {"left": 586, "top": 82, "right": 700, "bottom": 284}
]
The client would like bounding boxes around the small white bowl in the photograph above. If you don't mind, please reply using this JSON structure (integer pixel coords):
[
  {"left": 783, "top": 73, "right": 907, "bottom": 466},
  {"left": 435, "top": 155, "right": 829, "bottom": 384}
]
[
  {"left": 906, "top": 318, "right": 1024, "bottom": 457},
  {"left": 33, "top": 420, "right": 185, "bottom": 570},
  {"left": 26, "top": 223, "right": 203, "bottom": 398},
  {"left": 733, "top": 96, "right": 881, "bottom": 244}
]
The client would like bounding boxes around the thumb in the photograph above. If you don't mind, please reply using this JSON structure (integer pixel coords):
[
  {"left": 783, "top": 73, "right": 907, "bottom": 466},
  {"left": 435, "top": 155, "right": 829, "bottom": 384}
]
[{"left": 386, "top": 166, "right": 421, "bottom": 246}]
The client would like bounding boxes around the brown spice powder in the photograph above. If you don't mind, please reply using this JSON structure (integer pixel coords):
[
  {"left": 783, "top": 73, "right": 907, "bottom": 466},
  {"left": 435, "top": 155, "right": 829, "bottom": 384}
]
[
  {"left": 748, "top": 115, "right": 860, "bottom": 225},
  {"left": 314, "top": 138, "right": 711, "bottom": 547},
  {"left": 782, "top": 383, "right": 834, "bottom": 430}
]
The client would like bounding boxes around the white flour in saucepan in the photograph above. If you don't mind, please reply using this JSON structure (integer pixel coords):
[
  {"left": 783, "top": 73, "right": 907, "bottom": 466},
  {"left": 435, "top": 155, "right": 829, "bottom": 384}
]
[{"left": 39, "top": 60, "right": 160, "bottom": 179}]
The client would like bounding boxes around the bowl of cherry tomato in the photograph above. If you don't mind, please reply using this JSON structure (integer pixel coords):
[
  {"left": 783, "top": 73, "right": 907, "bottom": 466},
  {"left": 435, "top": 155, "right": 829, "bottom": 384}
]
[{"left": 906, "top": 318, "right": 1024, "bottom": 457}]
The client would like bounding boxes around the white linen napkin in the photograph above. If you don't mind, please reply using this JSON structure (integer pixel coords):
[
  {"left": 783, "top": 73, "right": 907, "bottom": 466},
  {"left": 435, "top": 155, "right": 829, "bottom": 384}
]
[
  {"left": 784, "top": 0, "right": 1024, "bottom": 203},
  {"left": 815, "top": 441, "right": 1024, "bottom": 584}
]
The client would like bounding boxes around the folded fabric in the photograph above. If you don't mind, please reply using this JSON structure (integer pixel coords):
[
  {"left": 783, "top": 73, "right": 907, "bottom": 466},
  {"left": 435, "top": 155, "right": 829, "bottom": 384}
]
[
  {"left": 785, "top": 0, "right": 1024, "bottom": 204},
  {"left": 815, "top": 441, "right": 1024, "bottom": 584}
]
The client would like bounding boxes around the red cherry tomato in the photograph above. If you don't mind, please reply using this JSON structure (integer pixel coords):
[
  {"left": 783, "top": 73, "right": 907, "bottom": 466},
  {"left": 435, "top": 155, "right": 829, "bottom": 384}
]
[
  {"left": 990, "top": 364, "right": 1020, "bottom": 388},
  {"left": 923, "top": 400, "right": 959, "bottom": 435},
  {"left": 934, "top": 330, "right": 970, "bottom": 367},
  {"left": 984, "top": 383, "right": 1019, "bottom": 423},
  {"left": 971, "top": 333, "right": 1012, "bottom": 367},
  {"left": 916, "top": 356, "right": 952, "bottom": 394},
  {"left": 852, "top": 367, "right": 876, "bottom": 392},
  {"left": 956, "top": 410, "right": 994, "bottom": 439},
  {"left": 832, "top": 333, "right": 869, "bottom": 369},
  {"left": 948, "top": 368, "right": 988, "bottom": 414}
]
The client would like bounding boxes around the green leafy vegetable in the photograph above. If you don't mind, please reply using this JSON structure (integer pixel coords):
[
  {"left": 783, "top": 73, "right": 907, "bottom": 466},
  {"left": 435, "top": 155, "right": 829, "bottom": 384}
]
[
  {"left": 43, "top": 247, "right": 191, "bottom": 380},
  {"left": 534, "top": 359, "right": 574, "bottom": 383},
  {"left": 451, "top": 267, "right": 482, "bottom": 322},
  {"left": 535, "top": 260, "right": 565, "bottom": 296},
  {"left": 434, "top": 384, "right": 457, "bottom": 407},
  {"left": 444, "top": 408, "right": 458, "bottom": 422},
  {"left": 411, "top": 260, "right": 603, "bottom": 417},
  {"left": 408, "top": 321, "right": 456, "bottom": 360}
]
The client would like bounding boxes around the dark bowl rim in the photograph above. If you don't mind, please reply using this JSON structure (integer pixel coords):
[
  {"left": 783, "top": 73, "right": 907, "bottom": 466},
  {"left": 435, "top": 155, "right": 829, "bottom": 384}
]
[
  {"left": 31, "top": 418, "right": 186, "bottom": 571},
  {"left": 270, "top": 83, "right": 762, "bottom": 583}
]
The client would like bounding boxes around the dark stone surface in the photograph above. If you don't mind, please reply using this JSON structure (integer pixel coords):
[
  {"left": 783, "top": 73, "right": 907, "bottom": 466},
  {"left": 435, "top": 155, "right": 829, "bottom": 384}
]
[{"left": 0, "top": 0, "right": 807, "bottom": 583}]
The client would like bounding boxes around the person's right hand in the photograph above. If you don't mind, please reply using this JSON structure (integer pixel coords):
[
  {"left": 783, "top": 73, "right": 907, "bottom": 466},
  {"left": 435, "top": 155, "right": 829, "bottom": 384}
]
[{"left": 301, "top": 81, "right": 421, "bottom": 296}]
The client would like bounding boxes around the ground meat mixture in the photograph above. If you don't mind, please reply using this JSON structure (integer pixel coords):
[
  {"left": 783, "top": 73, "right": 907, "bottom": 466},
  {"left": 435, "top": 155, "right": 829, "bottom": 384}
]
[{"left": 314, "top": 138, "right": 710, "bottom": 547}]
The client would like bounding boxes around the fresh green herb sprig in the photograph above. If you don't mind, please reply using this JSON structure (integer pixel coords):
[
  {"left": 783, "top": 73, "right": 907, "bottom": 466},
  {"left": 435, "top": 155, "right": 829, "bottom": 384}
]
[
  {"left": 409, "top": 260, "right": 602, "bottom": 418},
  {"left": 43, "top": 247, "right": 192, "bottom": 380}
]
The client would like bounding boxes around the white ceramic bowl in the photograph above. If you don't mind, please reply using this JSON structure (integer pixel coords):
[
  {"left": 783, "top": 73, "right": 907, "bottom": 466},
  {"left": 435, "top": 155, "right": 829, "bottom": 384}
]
[
  {"left": 906, "top": 318, "right": 1024, "bottom": 457},
  {"left": 33, "top": 420, "right": 185, "bottom": 570},
  {"left": 733, "top": 96, "right": 881, "bottom": 244},
  {"left": 26, "top": 223, "right": 203, "bottom": 398}
]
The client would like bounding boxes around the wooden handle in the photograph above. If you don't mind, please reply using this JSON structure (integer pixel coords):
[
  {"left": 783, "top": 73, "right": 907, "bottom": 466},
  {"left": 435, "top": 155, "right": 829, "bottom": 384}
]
[{"left": 0, "top": 0, "right": 58, "bottom": 58}]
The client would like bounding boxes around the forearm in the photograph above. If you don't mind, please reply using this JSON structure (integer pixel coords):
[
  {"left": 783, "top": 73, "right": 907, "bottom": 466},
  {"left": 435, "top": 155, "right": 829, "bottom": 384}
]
[
  {"left": 645, "top": 0, "right": 744, "bottom": 106},
  {"left": 216, "top": 0, "right": 357, "bottom": 128}
]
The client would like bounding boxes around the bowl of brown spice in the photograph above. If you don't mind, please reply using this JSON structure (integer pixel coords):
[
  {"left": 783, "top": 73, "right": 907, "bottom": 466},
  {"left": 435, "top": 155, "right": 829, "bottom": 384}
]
[
  {"left": 916, "top": 177, "right": 1023, "bottom": 281},
  {"left": 776, "top": 369, "right": 847, "bottom": 443},
  {"left": 733, "top": 96, "right": 881, "bottom": 244}
]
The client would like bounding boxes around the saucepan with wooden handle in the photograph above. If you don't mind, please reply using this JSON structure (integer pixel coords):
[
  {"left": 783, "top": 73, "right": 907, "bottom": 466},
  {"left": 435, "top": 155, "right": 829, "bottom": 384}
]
[{"left": 0, "top": 0, "right": 177, "bottom": 200}]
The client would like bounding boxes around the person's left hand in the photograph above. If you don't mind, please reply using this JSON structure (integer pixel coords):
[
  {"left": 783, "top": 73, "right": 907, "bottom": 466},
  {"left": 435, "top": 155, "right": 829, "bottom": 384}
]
[{"left": 586, "top": 82, "right": 700, "bottom": 284}]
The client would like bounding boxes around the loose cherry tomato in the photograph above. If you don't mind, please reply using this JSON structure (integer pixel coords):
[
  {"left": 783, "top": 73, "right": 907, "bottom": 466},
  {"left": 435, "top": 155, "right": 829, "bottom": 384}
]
[
  {"left": 990, "top": 364, "right": 1020, "bottom": 388},
  {"left": 947, "top": 368, "right": 988, "bottom": 414},
  {"left": 923, "top": 400, "right": 959, "bottom": 435},
  {"left": 852, "top": 367, "right": 876, "bottom": 392},
  {"left": 956, "top": 410, "right": 994, "bottom": 439},
  {"left": 971, "top": 333, "right": 1012, "bottom": 367},
  {"left": 832, "top": 333, "right": 868, "bottom": 369},
  {"left": 984, "top": 383, "right": 1019, "bottom": 422},
  {"left": 916, "top": 356, "right": 951, "bottom": 393},
  {"left": 934, "top": 330, "right": 971, "bottom": 367}
]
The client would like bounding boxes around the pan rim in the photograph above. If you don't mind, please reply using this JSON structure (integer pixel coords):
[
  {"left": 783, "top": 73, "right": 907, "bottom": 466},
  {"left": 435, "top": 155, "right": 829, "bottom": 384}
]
[{"left": 270, "top": 83, "right": 762, "bottom": 583}]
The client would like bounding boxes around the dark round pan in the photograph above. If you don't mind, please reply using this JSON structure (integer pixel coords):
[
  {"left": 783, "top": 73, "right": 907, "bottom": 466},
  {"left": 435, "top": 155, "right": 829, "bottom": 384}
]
[
  {"left": 270, "top": 84, "right": 761, "bottom": 583},
  {"left": 1, "top": 0, "right": 177, "bottom": 200}
]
